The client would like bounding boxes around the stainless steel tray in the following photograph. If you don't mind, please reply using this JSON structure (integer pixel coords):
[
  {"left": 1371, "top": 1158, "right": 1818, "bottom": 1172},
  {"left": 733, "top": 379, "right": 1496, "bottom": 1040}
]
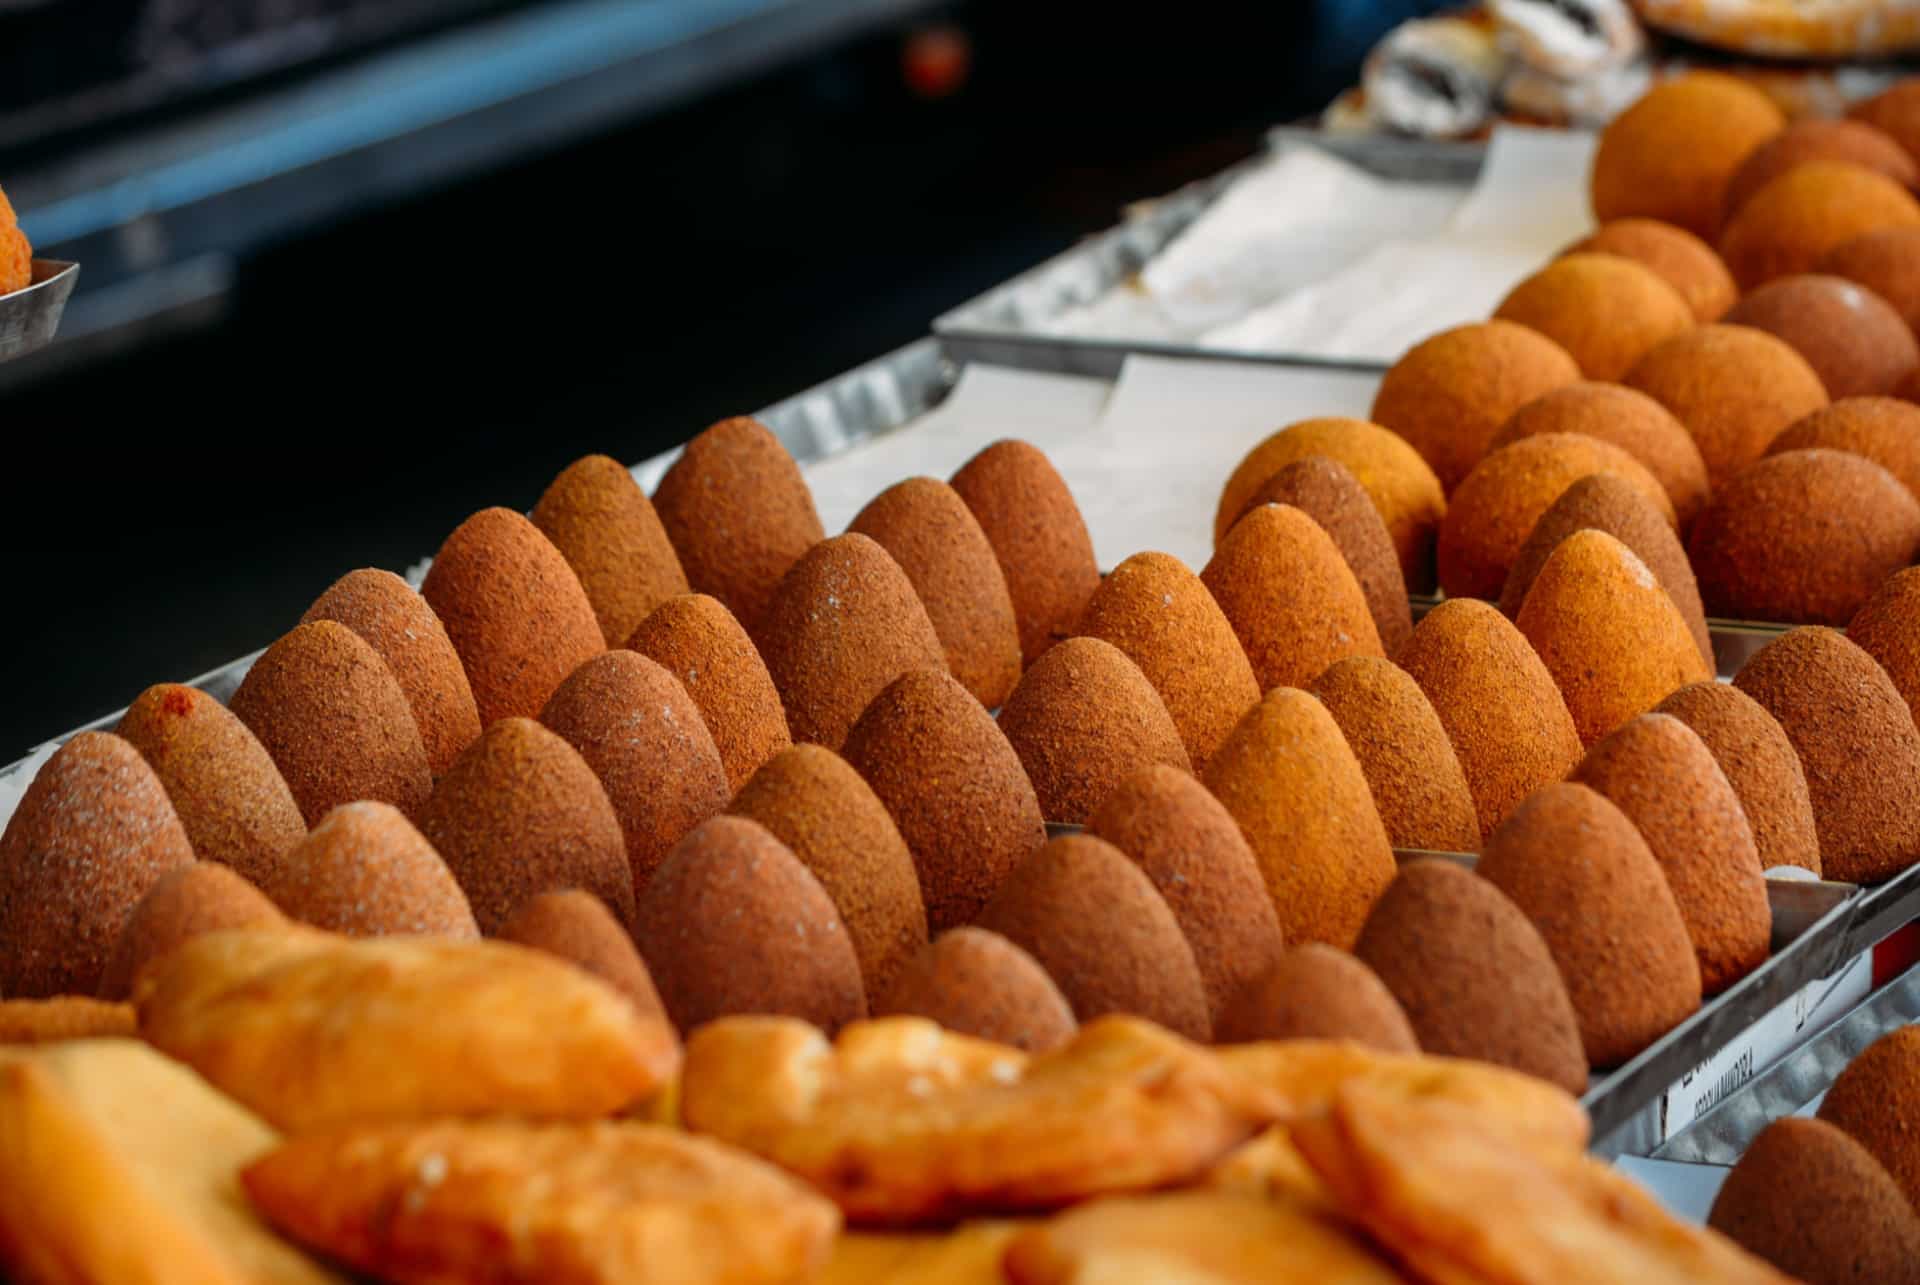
[
  {"left": 0, "top": 261, "right": 78, "bottom": 361},
  {"left": 934, "top": 130, "right": 1486, "bottom": 380},
  {"left": 2, "top": 335, "right": 1913, "bottom": 1163},
  {"left": 1656, "top": 960, "right": 1920, "bottom": 1165}
]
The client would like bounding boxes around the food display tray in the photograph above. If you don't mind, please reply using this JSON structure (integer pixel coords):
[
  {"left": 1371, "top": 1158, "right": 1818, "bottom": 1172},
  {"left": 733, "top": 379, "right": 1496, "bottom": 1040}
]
[
  {"left": 4, "top": 336, "right": 1915, "bottom": 1167},
  {"left": 1656, "top": 960, "right": 1920, "bottom": 1166},
  {"left": 0, "top": 260, "right": 78, "bottom": 362},
  {"left": 933, "top": 130, "right": 1487, "bottom": 380}
]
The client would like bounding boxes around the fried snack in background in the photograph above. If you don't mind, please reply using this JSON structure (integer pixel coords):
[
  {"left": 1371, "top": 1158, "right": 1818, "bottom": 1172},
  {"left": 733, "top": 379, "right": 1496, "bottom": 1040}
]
[
  {"left": 0, "top": 997, "right": 135, "bottom": 1044},
  {"left": 135, "top": 929, "right": 679, "bottom": 1133},
  {"left": 1001, "top": 1190, "right": 1402, "bottom": 1285},
  {"left": 0, "top": 1039, "right": 341, "bottom": 1285},
  {"left": 244, "top": 1119, "right": 839, "bottom": 1285},
  {"left": 1215, "top": 1039, "right": 1590, "bottom": 1165},
  {"left": 1294, "top": 1081, "right": 1793, "bottom": 1285},
  {"left": 678, "top": 1015, "right": 1273, "bottom": 1225},
  {"left": 0, "top": 184, "right": 29, "bottom": 296}
]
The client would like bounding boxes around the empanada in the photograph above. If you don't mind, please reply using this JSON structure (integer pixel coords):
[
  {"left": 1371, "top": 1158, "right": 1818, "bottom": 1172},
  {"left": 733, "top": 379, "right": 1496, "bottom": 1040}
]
[
  {"left": 1293, "top": 1081, "right": 1793, "bottom": 1284},
  {"left": 0, "top": 1039, "right": 341, "bottom": 1284},
  {"left": 135, "top": 929, "right": 679, "bottom": 1132},
  {"left": 1217, "top": 1039, "right": 1590, "bottom": 1163},
  {"left": 1001, "top": 1190, "right": 1402, "bottom": 1285},
  {"left": 244, "top": 1118, "right": 839, "bottom": 1285},
  {"left": 680, "top": 1015, "right": 1273, "bottom": 1225}
]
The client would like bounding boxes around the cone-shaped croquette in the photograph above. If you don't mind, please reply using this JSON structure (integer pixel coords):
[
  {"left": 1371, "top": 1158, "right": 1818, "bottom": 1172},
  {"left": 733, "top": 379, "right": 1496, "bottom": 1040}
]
[
  {"left": 0, "top": 732, "right": 195, "bottom": 998},
  {"left": 996, "top": 637, "right": 1190, "bottom": 826},
  {"left": 1074, "top": 551, "right": 1259, "bottom": 772},
  {"left": 728, "top": 743, "right": 927, "bottom": 1003},
  {"left": 1368, "top": 320, "right": 1582, "bottom": 493},
  {"left": 1476, "top": 783, "right": 1701, "bottom": 1067},
  {"left": 849, "top": 476, "right": 1021, "bottom": 709},
  {"left": 1572, "top": 714, "right": 1770, "bottom": 995},
  {"left": 841, "top": 668, "right": 1044, "bottom": 934},
  {"left": 976, "top": 833, "right": 1210, "bottom": 1040},
  {"left": 1515, "top": 529, "right": 1712, "bottom": 746},
  {"left": 1308, "top": 656, "right": 1481, "bottom": 854},
  {"left": 1087, "top": 764, "right": 1286, "bottom": 1030},
  {"left": 1438, "top": 431, "right": 1675, "bottom": 600},
  {"left": 531, "top": 454, "right": 690, "bottom": 649},
  {"left": 115, "top": 683, "right": 305, "bottom": 893},
  {"left": 949, "top": 439, "right": 1100, "bottom": 667},
  {"left": 1735, "top": 627, "right": 1920, "bottom": 882},
  {"left": 1355, "top": 859, "right": 1587, "bottom": 1093},
  {"left": 756, "top": 533, "right": 947, "bottom": 751},
  {"left": 626, "top": 593, "right": 791, "bottom": 794},
  {"left": 1201, "top": 687, "right": 1396, "bottom": 949},
  {"left": 1397, "top": 601, "right": 1582, "bottom": 840},
  {"left": 633, "top": 815, "right": 866, "bottom": 1034},
  {"left": 272, "top": 800, "right": 478, "bottom": 940},
  {"left": 420, "top": 507, "right": 604, "bottom": 727},
  {"left": 651, "top": 416, "right": 825, "bottom": 636},
  {"left": 1658, "top": 681, "right": 1822, "bottom": 877},
  {"left": 1244, "top": 456, "right": 1413, "bottom": 654},
  {"left": 1213, "top": 944, "right": 1418, "bottom": 1053},
  {"left": 874, "top": 926, "right": 1075, "bottom": 1053}
]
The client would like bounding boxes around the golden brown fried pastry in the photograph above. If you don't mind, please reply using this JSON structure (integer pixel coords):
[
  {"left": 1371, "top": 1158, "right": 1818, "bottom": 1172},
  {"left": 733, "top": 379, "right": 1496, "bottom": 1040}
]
[
  {"left": 1625, "top": 323, "right": 1829, "bottom": 491},
  {"left": 0, "top": 1039, "right": 342, "bottom": 1285},
  {"left": 1368, "top": 319, "right": 1583, "bottom": 493},
  {"left": 817, "top": 1222, "right": 1026, "bottom": 1285},
  {"left": 1213, "top": 1040, "right": 1589, "bottom": 1164},
  {"left": 850, "top": 476, "right": 1022, "bottom": 710},
  {"left": 1567, "top": 218, "right": 1738, "bottom": 323},
  {"left": 101, "top": 862, "right": 287, "bottom": 1000},
  {"left": 1720, "top": 161, "right": 1920, "bottom": 292},
  {"left": 1294, "top": 1082, "right": 1793, "bottom": 1285},
  {"left": 530, "top": 454, "right": 690, "bottom": 649},
  {"left": 134, "top": 929, "right": 679, "bottom": 1133},
  {"left": 0, "top": 997, "right": 136, "bottom": 1044},
  {"left": 243, "top": 1118, "right": 839, "bottom": 1285},
  {"left": 679, "top": 1014, "right": 1273, "bottom": 1226},
  {"left": 0, "top": 731, "right": 196, "bottom": 998},
  {"left": 116, "top": 682, "right": 307, "bottom": 891},
  {"left": 652, "top": 416, "right": 826, "bottom": 637},
  {"left": 1203, "top": 1126, "right": 1331, "bottom": 1209},
  {"left": 951, "top": 439, "right": 1101, "bottom": 668},
  {"left": 300, "top": 568, "right": 481, "bottom": 778},
  {"left": 1001, "top": 1190, "right": 1401, "bottom": 1285},
  {"left": 1591, "top": 72, "right": 1785, "bottom": 240}
]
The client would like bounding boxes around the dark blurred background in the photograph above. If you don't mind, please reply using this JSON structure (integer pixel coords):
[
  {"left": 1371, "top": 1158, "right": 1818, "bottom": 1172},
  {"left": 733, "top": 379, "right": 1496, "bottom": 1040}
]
[{"left": 0, "top": 0, "right": 1407, "bottom": 756}]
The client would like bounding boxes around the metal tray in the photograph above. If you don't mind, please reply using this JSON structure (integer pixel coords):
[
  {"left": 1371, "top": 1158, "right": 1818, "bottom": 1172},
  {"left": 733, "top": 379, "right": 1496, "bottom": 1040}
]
[
  {"left": 934, "top": 130, "right": 1486, "bottom": 380},
  {"left": 2, "top": 335, "right": 1914, "bottom": 1162},
  {"left": 1391, "top": 849, "right": 1863, "bottom": 1156},
  {"left": 0, "top": 261, "right": 78, "bottom": 361},
  {"left": 1657, "top": 960, "right": 1920, "bottom": 1165}
]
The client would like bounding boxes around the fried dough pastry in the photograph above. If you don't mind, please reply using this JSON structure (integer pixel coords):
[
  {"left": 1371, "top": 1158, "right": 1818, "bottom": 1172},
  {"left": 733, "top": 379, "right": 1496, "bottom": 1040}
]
[
  {"left": 1002, "top": 1190, "right": 1402, "bottom": 1285},
  {"left": 679, "top": 1015, "right": 1273, "bottom": 1225},
  {"left": 0, "top": 1039, "right": 341, "bottom": 1285},
  {"left": 0, "top": 996, "right": 135, "bottom": 1044},
  {"left": 1215, "top": 1040, "right": 1590, "bottom": 1163},
  {"left": 135, "top": 929, "right": 679, "bottom": 1133},
  {"left": 1293, "top": 1082, "right": 1793, "bottom": 1284},
  {"left": 816, "top": 1222, "right": 1025, "bottom": 1284},
  {"left": 1203, "top": 1126, "right": 1333, "bottom": 1210},
  {"left": 243, "top": 1118, "right": 838, "bottom": 1285}
]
